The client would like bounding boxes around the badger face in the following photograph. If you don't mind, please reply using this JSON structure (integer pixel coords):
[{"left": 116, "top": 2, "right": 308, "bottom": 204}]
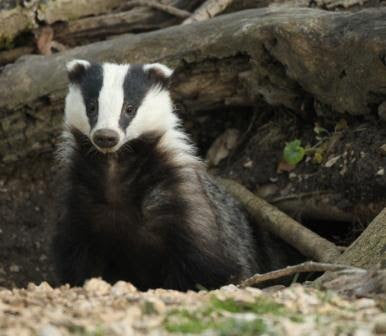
[{"left": 64, "top": 60, "right": 174, "bottom": 153}]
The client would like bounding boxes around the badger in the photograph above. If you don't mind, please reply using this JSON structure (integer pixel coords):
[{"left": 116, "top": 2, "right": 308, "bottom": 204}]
[{"left": 53, "top": 60, "right": 302, "bottom": 291}]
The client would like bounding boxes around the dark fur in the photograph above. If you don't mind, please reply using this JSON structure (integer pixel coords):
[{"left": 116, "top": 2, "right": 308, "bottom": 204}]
[{"left": 54, "top": 130, "right": 254, "bottom": 290}]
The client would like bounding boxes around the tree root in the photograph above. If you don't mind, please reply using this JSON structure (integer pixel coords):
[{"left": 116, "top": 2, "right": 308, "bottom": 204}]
[{"left": 219, "top": 178, "right": 342, "bottom": 262}]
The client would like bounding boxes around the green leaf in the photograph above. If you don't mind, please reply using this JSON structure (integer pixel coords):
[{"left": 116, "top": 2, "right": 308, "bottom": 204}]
[{"left": 283, "top": 140, "right": 305, "bottom": 165}]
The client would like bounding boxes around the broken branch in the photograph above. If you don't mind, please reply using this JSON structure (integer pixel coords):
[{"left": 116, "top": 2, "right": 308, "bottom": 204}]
[
  {"left": 126, "top": 0, "right": 191, "bottom": 18},
  {"left": 183, "top": 0, "right": 234, "bottom": 24},
  {"left": 239, "top": 261, "right": 362, "bottom": 287},
  {"left": 219, "top": 178, "right": 342, "bottom": 262}
]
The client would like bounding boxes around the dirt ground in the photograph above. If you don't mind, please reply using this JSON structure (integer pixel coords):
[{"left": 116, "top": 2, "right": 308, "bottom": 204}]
[
  {"left": 0, "top": 278, "right": 385, "bottom": 336},
  {"left": 0, "top": 107, "right": 385, "bottom": 288}
]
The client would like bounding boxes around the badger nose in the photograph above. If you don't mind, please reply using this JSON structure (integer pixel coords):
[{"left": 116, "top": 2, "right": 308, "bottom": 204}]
[{"left": 93, "top": 129, "right": 119, "bottom": 149}]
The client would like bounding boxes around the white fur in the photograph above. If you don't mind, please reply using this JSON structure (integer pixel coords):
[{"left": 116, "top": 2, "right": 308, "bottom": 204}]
[
  {"left": 63, "top": 60, "right": 199, "bottom": 165},
  {"left": 66, "top": 59, "right": 90, "bottom": 72},
  {"left": 91, "top": 63, "right": 130, "bottom": 151},
  {"left": 65, "top": 85, "right": 91, "bottom": 135},
  {"left": 143, "top": 63, "right": 174, "bottom": 78},
  {"left": 126, "top": 87, "right": 198, "bottom": 165}
]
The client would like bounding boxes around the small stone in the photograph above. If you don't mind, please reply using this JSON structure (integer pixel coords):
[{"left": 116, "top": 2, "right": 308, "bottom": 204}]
[
  {"left": 374, "top": 314, "right": 386, "bottom": 334},
  {"left": 39, "top": 324, "right": 62, "bottom": 336},
  {"left": 111, "top": 281, "right": 137, "bottom": 296},
  {"left": 376, "top": 168, "right": 384, "bottom": 176},
  {"left": 380, "top": 144, "right": 386, "bottom": 155},
  {"left": 9, "top": 265, "right": 20, "bottom": 272},
  {"left": 355, "top": 298, "right": 376, "bottom": 310},
  {"left": 142, "top": 297, "right": 166, "bottom": 315},
  {"left": 84, "top": 278, "right": 111, "bottom": 295},
  {"left": 243, "top": 160, "right": 253, "bottom": 168},
  {"left": 289, "top": 172, "right": 297, "bottom": 179}
]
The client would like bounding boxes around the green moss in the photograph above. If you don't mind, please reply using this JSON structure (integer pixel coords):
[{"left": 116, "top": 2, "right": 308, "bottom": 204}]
[
  {"left": 67, "top": 325, "right": 106, "bottom": 336},
  {"left": 210, "top": 297, "right": 284, "bottom": 315},
  {"left": 165, "top": 311, "right": 268, "bottom": 335},
  {"left": 165, "top": 297, "right": 285, "bottom": 334},
  {"left": 0, "top": 34, "right": 15, "bottom": 50}
]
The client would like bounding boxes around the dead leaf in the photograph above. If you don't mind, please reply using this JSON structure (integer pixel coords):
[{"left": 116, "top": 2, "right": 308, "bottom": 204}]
[
  {"left": 277, "top": 160, "right": 295, "bottom": 173},
  {"left": 36, "top": 26, "right": 54, "bottom": 55},
  {"left": 325, "top": 155, "right": 341, "bottom": 168},
  {"left": 206, "top": 129, "right": 239, "bottom": 166}
]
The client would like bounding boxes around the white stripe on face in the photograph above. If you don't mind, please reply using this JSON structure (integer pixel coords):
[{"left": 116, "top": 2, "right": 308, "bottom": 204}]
[{"left": 91, "top": 63, "right": 130, "bottom": 145}]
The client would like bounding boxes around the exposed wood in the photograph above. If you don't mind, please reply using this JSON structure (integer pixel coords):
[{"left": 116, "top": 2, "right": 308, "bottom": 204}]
[
  {"left": 126, "top": 0, "right": 191, "bottom": 18},
  {"left": 183, "top": 0, "right": 234, "bottom": 24},
  {"left": 53, "top": 1, "right": 196, "bottom": 47},
  {"left": 219, "top": 178, "right": 342, "bottom": 262},
  {"left": 0, "top": 0, "right": 127, "bottom": 50},
  {"left": 239, "top": 261, "right": 362, "bottom": 287},
  {"left": 36, "top": 0, "right": 126, "bottom": 24},
  {"left": 1, "top": 8, "right": 386, "bottom": 170}
]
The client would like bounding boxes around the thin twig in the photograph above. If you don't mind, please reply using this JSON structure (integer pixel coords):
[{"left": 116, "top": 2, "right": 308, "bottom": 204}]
[
  {"left": 183, "top": 0, "right": 234, "bottom": 24},
  {"left": 126, "top": 0, "right": 191, "bottom": 18},
  {"left": 239, "top": 261, "right": 363, "bottom": 287},
  {"left": 219, "top": 178, "right": 342, "bottom": 262}
]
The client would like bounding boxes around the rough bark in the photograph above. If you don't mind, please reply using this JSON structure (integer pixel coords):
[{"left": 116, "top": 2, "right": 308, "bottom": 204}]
[
  {"left": 0, "top": 0, "right": 127, "bottom": 49},
  {"left": 336, "top": 208, "right": 386, "bottom": 268},
  {"left": 54, "top": 0, "right": 201, "bottom": 47},
  {"left": 0, "top": 0, "right": 203, "bottom": 52},
  {"left": 1, "top": 8, "right": 386, "bottom": 170}
]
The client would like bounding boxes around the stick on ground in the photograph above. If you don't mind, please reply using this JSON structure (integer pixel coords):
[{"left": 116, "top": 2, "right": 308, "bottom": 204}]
[
  {"left": 126, "top": 0, "right": 191, "bottom": 18},
  {"left": 239, "top": 261, "right": 363, "bottom": 287},
  {"left": 183, "top": 0, "right": 234, "bottom": 24},
  {"left": 219, "top": 178, "right": 342, "bottom": 263}
]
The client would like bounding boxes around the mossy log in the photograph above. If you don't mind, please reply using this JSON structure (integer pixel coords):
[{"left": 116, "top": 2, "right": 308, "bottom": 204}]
[{"left": 1, "top": 7, "right": 386, "bottom": 171}]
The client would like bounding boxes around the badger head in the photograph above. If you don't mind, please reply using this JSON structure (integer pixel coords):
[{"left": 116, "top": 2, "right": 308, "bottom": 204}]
[{"left": 64, "top": 60, "right": 175, "bottom": 153}]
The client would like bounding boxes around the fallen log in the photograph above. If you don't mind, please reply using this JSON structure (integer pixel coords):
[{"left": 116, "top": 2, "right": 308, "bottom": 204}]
[
  {"left": 54, "top": 0, "right": 202, "bottom": 47},
  {"left": 1, "top": 7, "right": 386, "bottom": 171}
]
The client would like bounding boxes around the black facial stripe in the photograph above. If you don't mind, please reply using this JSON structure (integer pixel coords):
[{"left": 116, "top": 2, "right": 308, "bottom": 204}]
[
  {"left": 78, "top": 64, "right": 103, "bottom": 129},
  {"left": 120, "top": 64, "right": 155, "bottom": 130}
]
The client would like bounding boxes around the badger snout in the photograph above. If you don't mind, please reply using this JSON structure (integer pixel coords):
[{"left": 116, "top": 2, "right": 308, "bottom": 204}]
[{"left": 93, "top": 128, "right": 119, "bottom": 150}]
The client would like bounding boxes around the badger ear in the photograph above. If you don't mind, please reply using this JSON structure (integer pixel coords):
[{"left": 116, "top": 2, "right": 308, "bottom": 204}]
[
  {"left": 66, "top": 59, "right": 91, "bottom": 84},
  {"left": 144, "top": 63, "right": 173, "bottom": 87}
]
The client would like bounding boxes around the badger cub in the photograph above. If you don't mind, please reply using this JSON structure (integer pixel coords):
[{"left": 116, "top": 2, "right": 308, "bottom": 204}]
[{"left": 54, "top": 60, "right": 270, "bottom": 291}]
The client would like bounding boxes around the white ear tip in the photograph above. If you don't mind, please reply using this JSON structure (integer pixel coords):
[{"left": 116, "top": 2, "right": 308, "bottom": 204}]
[
  {"left": 145, "top": 63, "right": 173, "bottom": 77},
  {"left": 66, "top": 59, "right": 91, "bottom": 72}
]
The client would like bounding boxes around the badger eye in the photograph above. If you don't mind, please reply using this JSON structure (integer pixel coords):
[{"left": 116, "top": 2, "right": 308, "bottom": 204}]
[
  {"left": 88, "top": 101, "right": 97, "bottom": 115},
  {"left": 125, "top": 104, "right": 134, "bottom": 116}
]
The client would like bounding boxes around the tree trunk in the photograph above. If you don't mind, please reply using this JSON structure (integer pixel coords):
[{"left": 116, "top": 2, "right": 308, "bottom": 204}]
[{"left": 336, "top": 208, "right": 386, "bottom": 268}]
